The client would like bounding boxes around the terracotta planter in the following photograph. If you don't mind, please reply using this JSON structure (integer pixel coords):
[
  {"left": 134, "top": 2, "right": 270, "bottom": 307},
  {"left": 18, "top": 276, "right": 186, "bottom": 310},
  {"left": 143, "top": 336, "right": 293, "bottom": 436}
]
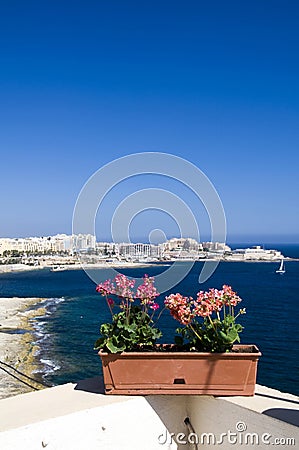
[{"left": 99, "top": 344, "right": 261, "bottom": 396}]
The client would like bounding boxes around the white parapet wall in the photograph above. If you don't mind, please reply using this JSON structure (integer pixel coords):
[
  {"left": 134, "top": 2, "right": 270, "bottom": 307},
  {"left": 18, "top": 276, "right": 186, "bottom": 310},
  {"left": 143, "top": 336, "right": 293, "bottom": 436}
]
[
  {"left": 186, "top": 388, "right": 299, "bottom": 449},
  {"left": 0, "top": 379, "right": 298, "bottom": 450}
]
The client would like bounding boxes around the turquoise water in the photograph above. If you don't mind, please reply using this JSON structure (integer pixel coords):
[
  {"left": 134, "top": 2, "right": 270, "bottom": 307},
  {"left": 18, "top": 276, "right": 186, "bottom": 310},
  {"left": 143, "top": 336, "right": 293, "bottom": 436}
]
[{"left": 0, "top": 244, "right": 298, "bottom": 396}]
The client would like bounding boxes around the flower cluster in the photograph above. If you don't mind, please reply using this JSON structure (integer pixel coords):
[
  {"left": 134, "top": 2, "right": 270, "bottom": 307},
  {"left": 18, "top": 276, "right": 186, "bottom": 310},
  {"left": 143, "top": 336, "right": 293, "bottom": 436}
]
[
  {"left": 96, "top": 274, "right": 160, "bottom": 313},
  {"left": 165, "top": 285, "right": 243, "bottom": 325},
  {"left": 94, "top": 274, "right": 162, "bottom": 353},
  {"left": 221, "top": 284, "right": 242, "bottom": 306},
  {"left": 164, "top": 285, "right": 246, "bottom": 352},
  {"left": 95, "top": 275, "right": 247, "bottom": 353},
  {"left": 95, "top": 279, "right": 115, "bottom": 296},
  {"left": 164, "top": 294, "right": 194, "bottom": 325},
  {"left": 114, "top": 273, "right": 135, "bottom": 299},
  {"left": 136, "top": 275, "right": 159, "bottom": 310}
]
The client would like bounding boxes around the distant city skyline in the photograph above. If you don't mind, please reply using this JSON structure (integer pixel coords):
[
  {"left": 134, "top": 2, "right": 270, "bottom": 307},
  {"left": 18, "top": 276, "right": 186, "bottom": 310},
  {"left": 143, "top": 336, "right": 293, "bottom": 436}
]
[
  {"left": 0, "top": 234, "right": 286, "bottom": 260},
  {"left": 0, "top": 2, "right": 298, "bottom": 243},
  {"left": 0, "top": 231, "right": 297, "bottom": 246}
]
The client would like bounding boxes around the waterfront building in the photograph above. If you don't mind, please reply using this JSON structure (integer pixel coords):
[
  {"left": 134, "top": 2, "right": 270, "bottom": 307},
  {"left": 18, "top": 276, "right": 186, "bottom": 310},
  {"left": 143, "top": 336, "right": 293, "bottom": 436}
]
[
  {"left": 202, "top": 241, "right": 231, "bottom": 253},
  {"left": 118, "top": 243, "right": 161, "bottom": 260},
  {"left": 0, "top": 234, "right": 96, "bottom": 256},
  {"left": 72, "top": 234, "right": 96, "bottom": 253},
  {"left": 163, "top": 237, "right": 202, "bottom": 252},
  {"left": 95, "top": 242, "right": 119, "bottom": 257},
  {"left": 231, "top": 246, "right": 283, "bottom": 260},
  {"left": 161, "top": 238, "right": 204, "bottom": 260}
]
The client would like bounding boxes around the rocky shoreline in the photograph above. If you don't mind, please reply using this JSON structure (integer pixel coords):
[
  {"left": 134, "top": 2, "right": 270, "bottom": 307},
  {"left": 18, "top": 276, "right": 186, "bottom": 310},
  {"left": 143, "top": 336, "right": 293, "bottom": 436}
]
[{"left": 0, "top": 297, "right": 46, "bottom": 399}]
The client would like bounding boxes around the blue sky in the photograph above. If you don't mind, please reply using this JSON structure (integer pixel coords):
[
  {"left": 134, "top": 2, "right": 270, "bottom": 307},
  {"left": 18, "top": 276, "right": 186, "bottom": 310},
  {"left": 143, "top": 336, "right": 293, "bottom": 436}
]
[{"left": 0, "top": 1, "right": 298, "bottom": 243}]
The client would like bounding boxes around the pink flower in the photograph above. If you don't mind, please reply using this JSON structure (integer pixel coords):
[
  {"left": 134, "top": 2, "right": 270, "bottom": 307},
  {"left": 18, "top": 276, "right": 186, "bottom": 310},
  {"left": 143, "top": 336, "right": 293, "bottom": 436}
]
[
  {"left": 96, "top": 274, "right": 161, "bottom": 315},
  {"left": 164, "top": 293, "right": 194, "bottom": 325},
  {"left": 114, "top": 274, "right": 135, "bottom": 299},
  {"left": 165, "top": 284, "right": 243, "bottom": 325},
  {"left": 221, "top": 285, "right": 242, "bottom": 306},
  {"left": 136, "top": 275, "right": 159, "bottom": 304},
  {"left": 194, "top": 300, "right": 213, "bottom": 317},
  {"left": 95, "top": 279, "right": 115, "bottom": 295},
  {"left": 150, "top": 303, "right": 159, "bottom": 310}
]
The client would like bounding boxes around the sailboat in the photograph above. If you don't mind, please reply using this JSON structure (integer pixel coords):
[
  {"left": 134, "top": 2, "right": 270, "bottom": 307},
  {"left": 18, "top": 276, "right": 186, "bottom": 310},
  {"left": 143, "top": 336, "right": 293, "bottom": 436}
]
[{"left": 276, "top": 259, "right": 285, "bottom": 274}]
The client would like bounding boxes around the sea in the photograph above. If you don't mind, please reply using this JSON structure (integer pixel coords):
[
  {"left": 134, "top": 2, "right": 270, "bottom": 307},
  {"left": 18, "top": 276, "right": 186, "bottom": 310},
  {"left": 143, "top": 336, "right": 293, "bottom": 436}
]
[{"left": 0, "top": 243, "right": 298, "bottom": 396}]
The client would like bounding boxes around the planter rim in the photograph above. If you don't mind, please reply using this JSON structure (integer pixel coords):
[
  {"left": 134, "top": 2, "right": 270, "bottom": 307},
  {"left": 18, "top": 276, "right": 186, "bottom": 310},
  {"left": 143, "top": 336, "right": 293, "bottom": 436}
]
[{"left": 98, "top": 344, "right": 261, "bottom": 357}]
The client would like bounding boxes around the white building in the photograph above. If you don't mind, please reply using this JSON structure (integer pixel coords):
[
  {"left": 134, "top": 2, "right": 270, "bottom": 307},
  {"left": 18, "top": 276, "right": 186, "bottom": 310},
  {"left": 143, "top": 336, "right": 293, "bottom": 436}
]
[
  {"left": 0, "top": 234, "right": 96, "bottom": 255},
  {"left": 0, "top": 238, "right": 47, "bottom": 255},
  {"left": 96, "top": 242, "right": 119, "bottom": 257},
  {"left": 163, "top": 238, "right": 202, "bottom": 252},
  {"left": 160, "top": 238, "right": 205, "bottom": 260},
  {"left": 202, "top": 242, "right": 231, "bottom": 253},
  {"left": 232, "top": 246, "right": 283, "bottom": 260},
  {"left": 71, "top": 234, "right": 96, "bottom": 253},
  {"left": 118, "top": 243, "right": 161, "bottom": 259}
]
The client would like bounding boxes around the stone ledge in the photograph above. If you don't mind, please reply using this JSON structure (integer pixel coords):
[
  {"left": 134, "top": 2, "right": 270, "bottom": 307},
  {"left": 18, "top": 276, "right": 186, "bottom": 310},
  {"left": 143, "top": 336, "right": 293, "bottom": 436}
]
[{"left": 0, "top": 380, "right": 298, "bottom": 450}]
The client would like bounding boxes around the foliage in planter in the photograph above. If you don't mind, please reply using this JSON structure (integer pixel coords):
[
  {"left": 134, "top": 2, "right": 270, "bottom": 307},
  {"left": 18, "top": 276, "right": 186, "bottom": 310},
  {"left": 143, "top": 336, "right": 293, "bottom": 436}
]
[
  {"left": 95, "top": 305, "right": 162, "bottom": 353},
  {"left": 165, "top": 285, "right": 246, "bottom": 352},
  {"left": 94, "top": 274, "right": 162, "bottom": 353},
  {"left": 95, "top": 276, "right": 259, "bottom": 396},
  {"left": 95, "top": 273, "right": 247, "bottom": 354}
]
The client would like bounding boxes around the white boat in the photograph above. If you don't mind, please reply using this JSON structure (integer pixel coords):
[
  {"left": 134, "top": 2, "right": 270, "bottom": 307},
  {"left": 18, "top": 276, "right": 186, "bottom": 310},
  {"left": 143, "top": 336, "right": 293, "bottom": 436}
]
[
  {"left": 276, "top": 259, "right": 285, "bottom": 274},
  {"left": 51, "top": 265, "right": 67, "bottom": 272}
]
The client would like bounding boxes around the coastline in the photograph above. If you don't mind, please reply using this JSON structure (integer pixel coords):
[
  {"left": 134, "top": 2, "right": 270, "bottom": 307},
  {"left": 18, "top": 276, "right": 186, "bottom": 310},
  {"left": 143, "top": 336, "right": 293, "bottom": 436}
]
[
  {"left": 0, "top": 262, "right": 159, "bottom": 274},
  {"left": 0, "top": 257, "right": 298, "bottom": 275},
  {"left": 0, "top": 297, "right": 46, "bottom": 399}
]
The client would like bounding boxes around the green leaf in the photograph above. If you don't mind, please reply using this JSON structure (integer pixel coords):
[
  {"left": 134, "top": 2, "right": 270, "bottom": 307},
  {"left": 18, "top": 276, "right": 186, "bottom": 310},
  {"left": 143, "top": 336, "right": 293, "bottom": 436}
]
[
  {"left": 106, "top": 338, "right": 126, "bottom": 353},
  {"left": 94, "top": 337, "right": 105, "bottom": 350},
  {"left": 218, "top": 330, "right": 234, "bottom": 343}
]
